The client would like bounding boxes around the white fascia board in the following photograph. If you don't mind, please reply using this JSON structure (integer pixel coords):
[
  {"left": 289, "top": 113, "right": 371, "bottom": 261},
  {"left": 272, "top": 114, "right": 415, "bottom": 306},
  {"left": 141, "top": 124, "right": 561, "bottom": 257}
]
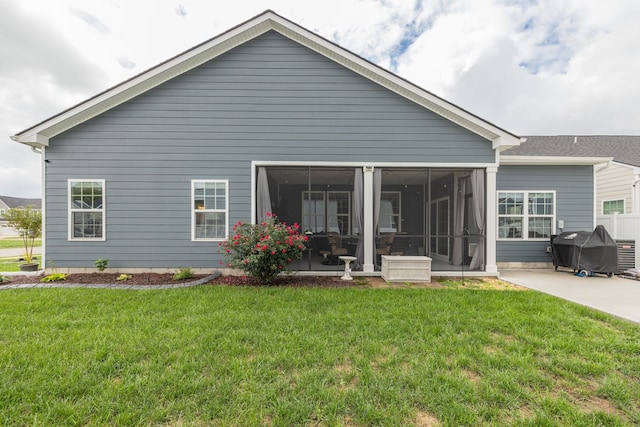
[
  {"left": 609, "top": 161, "right": 640, "bottom": 174},
  {"left": 500, "top": 155, "right": 614, "bottom": 166},
  {"left": 12, "top": 10, "right": 521, "bottom": 149}
]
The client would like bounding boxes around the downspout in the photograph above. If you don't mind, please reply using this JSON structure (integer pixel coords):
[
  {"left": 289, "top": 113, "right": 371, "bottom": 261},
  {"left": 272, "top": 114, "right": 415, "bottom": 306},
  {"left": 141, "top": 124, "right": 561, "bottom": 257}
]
[
  {"left": 632, "top": 169, "right": 640, "bottom": 215},
  {"left": 594, "top": 159, "right": 613, "bottom": 227},
  {"left": 18, "top": 141, "right": 46, "bottom": 271},
  {"left": 40, "top": 146, "right": 46, "bottom": 272}
]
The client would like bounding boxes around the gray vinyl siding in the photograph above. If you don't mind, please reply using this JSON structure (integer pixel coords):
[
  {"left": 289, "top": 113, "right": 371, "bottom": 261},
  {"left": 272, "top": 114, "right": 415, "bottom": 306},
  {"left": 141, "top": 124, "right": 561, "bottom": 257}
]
[
  {"left": 44, "top": 31, "right": 495, "bottom": 268},
  {"left": 496, "top": 165, "right": 594, "bottom": 263}
]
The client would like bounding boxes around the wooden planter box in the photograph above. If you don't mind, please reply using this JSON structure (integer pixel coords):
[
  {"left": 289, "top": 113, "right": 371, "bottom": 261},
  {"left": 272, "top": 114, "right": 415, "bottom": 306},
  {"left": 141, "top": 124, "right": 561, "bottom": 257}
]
[{"left": 381, "top": 255, "right": 431, "bottom": 282}]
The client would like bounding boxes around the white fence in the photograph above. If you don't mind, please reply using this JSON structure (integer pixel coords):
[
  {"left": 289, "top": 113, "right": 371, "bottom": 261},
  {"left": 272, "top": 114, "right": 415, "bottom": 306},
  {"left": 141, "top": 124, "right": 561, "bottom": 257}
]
[{"left": 596, "top": 213, "right": 639, "bottom": 269}]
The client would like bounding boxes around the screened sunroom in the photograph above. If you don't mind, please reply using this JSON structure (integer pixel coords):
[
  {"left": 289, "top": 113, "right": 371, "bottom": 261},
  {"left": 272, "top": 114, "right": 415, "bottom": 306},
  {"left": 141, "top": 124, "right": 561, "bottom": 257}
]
[{"left": 255, "top": 165, "right": 486, "bottom": 273}]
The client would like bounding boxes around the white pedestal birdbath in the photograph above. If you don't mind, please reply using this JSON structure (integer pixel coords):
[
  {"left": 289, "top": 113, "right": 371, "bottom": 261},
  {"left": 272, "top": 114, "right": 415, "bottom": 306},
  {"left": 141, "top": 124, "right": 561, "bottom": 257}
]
[{"left": 338, "top": 256, "right": 357, "bottom": 280}]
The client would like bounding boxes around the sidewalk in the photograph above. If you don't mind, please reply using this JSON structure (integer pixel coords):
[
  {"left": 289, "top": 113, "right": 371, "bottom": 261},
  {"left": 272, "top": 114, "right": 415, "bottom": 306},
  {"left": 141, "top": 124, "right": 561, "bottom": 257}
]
[
  {"left": 500, "top": 269, "right": 640, "bottom": 324},
  {"left": 0, "top": 247, "right": 41, "bottom": 258}
]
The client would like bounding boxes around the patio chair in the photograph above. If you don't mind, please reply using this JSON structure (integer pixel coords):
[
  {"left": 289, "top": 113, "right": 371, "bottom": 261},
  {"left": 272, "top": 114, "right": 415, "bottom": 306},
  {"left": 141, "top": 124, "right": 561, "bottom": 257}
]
[
  {"left": 320, "top": 232, "right": 348, "bottom": 264},
  {"left": 376, "top": 232, "right": 396, "bottom": 255}
]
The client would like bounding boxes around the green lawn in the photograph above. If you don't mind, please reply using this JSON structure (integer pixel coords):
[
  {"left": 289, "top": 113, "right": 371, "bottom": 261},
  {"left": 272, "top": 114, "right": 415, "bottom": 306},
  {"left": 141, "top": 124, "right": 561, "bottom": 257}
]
[
  {"left": 0, "top": 257, "right": 23, "bottom": 272},
  {"left": 0, "top": 238, "right": 41, "bottom": 250},
  {"left": 0, "top": 286, "right": 638, "bottom": 426}
]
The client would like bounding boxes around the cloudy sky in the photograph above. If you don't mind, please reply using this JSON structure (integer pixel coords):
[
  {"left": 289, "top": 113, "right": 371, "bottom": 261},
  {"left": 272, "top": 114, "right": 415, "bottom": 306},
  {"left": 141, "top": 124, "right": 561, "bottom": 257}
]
[{"left": 2, "top": 0, "right": 640, "bottom": 198}]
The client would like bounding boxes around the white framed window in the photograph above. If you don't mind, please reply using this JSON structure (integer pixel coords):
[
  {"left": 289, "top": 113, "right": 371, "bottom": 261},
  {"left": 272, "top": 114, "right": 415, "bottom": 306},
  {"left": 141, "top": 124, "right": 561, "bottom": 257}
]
[
  {"left": 327, "top": 191, "right": 350, "bottom": 235},
  {"left": 498, "top": 191, "right": 555, "bottom": 240},
  {"left": 69, "top": 179, "right": 105, "bottom": 241},
  {"left": 379, "top": 191, "right": 401, "bottom": 233},
  {"left": 603, "top": 199, "right": 624, "bottom": 214},
  {"left": 302, "top": 191, "right": 325, "bottom": 233},
  {"left": 192, "top": 180, "right": 228, "bottom": 241}
]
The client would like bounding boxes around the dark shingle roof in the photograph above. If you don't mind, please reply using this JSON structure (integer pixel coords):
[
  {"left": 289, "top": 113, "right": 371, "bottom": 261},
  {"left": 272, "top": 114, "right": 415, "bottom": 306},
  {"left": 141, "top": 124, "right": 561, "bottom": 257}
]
[
  {"left": 503, "top": 136, "right": 640, "bottom": 167},
  {"left": 0, "top": 196, "right": 42, "bottom": 209}
]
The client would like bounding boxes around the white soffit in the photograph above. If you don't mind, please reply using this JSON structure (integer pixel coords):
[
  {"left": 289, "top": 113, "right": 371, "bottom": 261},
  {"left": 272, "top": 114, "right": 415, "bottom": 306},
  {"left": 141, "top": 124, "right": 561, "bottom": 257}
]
[{"left": 12, "top": 11, "right": 520, "bottom": 149}]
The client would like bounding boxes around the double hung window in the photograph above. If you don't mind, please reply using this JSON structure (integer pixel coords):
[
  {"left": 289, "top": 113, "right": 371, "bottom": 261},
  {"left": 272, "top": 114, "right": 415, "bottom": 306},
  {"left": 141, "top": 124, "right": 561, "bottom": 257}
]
[
  {"left": 498, "top": 191, "right": 554, "bottom": 240},
  {"left": 69, "top": 179, "right": 105, "bottom": 240},
  {"left": 379, "top": 191, "right": 401, "bottom": 233},
  {"left": 192, "top": 180, "right": 228, "bottom": 240}
]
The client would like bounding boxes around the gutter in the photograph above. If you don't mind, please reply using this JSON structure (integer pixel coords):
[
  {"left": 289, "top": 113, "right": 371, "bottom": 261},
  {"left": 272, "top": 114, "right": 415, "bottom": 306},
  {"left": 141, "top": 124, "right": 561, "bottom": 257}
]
[
  {"left": 594, "top": 159, "right": 613, "bottom": 172},
  {"left": 501, "top": 155, "right": 614, "bottom": 166}
]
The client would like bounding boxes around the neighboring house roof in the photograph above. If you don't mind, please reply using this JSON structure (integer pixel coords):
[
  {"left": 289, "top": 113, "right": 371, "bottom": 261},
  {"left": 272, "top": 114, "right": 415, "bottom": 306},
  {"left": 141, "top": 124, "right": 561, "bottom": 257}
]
[
  {"left": 11, "top": 10, "right": 522, "bottom": 151},
  {"left": 503, "top": 135, "right": 640, "bottom": 168},
  {"left": 0, "top": 196, "right": 42, "bottom": 210}
]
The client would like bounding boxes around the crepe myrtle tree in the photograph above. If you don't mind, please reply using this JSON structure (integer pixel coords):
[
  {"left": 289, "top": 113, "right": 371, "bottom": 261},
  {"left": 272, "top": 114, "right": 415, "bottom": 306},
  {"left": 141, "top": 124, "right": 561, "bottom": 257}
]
[
  {"left": 219, "top": 213, "right": 307, "bottom": 285},
  {"left": 4, "top": 205, "right": 42, "bottom": 266}
]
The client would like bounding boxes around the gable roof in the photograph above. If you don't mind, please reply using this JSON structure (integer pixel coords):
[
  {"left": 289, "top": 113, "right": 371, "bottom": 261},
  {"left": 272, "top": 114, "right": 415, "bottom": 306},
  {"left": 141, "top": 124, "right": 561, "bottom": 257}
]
[
  {"left": 11, "top": 10, "right": 521, "bottom": 151},
  {"left": 0, "top": 196, "right": 42, "bottom": 210},
  {"left": 503, "top": 135, "right": 640, "bottom": 167}
]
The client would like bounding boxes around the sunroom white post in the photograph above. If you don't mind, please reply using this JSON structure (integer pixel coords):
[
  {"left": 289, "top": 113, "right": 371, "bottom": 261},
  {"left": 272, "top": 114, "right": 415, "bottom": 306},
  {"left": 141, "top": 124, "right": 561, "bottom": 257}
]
[
  {"left": 363, "top": 166, "right": 375, "bottom": 273},
  {"left": 485, "top": 166, "right": 498, "bottom": 274}
]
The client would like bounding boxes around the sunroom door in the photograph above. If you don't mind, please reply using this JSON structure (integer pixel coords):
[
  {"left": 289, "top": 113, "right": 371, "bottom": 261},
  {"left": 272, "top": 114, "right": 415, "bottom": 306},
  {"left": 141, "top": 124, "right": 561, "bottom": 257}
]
[{"left": 430, "top": 197, "right": 449, "bottom": 257}]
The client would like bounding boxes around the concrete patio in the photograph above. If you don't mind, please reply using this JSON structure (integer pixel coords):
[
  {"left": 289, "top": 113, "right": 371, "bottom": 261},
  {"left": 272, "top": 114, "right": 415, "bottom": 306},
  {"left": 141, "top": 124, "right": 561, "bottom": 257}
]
[{"left": 500, "top": 268, "right": 640, "bottom": 324}]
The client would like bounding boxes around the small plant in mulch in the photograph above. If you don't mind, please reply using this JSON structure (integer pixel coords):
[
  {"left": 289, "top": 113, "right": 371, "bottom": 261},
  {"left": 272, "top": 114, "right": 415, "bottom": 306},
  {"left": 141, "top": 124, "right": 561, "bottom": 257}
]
[
  {"left": 116, "top": 274, "right": 132, "bottom": 281},
  {"left": 219, "top": 213, "right": 307, "bottom": 285},
  {"left": 0, "top": 275, "right": 9, "bottom": 283},
  {"left": 94, "top": 259, "right": 109, "bottom": 272},
  {"left": 173, "top": 267, "right": 194, "bottom": 281},
  {"left": 41, "top": 273, "right": 70, "bottom": 283}
]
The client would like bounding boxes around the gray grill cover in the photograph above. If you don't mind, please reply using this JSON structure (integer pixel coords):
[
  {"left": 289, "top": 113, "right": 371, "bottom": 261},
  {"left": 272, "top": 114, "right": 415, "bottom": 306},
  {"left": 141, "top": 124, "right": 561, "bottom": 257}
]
[{"left": 552, "top": 225, "right": 618, "bottom": 273}]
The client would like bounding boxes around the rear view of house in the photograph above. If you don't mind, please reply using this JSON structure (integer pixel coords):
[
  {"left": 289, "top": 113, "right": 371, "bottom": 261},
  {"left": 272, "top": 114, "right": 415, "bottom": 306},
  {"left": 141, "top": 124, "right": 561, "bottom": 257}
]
[{"left": 11, "top": 11, "right": 605, "bottom": 275}]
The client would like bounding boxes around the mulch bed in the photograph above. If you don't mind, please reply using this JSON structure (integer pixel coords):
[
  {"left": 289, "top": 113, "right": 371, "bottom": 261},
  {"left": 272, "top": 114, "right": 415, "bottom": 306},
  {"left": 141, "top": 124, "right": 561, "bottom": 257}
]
[
  {"left": 2, "top": 273, "right": 209, "bottom": 286},
  {"left": 3, "top": 273, "right": 520, "bottom": 289},
  {"left": 2, "top": 273, "right": 359, "bottom": 287},
  {"left": 210, "top": 275, "right": 359, "bottom": 287}
]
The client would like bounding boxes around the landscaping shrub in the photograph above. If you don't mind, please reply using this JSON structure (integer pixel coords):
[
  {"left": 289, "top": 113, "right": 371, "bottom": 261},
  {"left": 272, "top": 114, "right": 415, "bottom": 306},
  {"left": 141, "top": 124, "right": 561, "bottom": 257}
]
[
  {"left": 173, "top": 267, "right": 194, "bottom": 281},
  {"left": 40, "top": 273, "right": 69, "bottom": 282},
  {"left": 94, "top": 259, "right": 109, "bottom": 272},
  {"left": 219, "top": 213, "right": 307, "bottom": 285}
]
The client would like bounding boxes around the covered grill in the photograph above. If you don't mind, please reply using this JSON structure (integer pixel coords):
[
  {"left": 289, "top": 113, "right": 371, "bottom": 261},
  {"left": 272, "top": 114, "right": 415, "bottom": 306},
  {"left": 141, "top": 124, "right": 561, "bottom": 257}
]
[{"left": 551, "top": 225, "right": 617, "bottom": 277}]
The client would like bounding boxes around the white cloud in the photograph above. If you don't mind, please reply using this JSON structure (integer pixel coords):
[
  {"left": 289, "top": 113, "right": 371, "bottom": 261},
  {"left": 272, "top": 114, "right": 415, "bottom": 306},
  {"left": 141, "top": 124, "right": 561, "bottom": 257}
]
[{"left": 2, "top": 0, "right": 640, "bottom": 197}]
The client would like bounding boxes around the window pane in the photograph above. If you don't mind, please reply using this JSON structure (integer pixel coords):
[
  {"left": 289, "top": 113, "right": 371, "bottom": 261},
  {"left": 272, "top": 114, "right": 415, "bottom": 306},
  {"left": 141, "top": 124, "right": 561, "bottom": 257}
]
[
  {"left": 194, "top": 182, "right": 227, "bottom": 211},
  {"left": 73, "top": 212, "right": 103, "bottom": 238},
  {"left": 195, "top": 212, "right": 226, "bottom": 239},
  {"left": 380, "top": 192, "right": 400, "bottom": 232},
  {"left": 498, "top": 192, "right": 523, "bottom": 215},
  {"left": 529, "top": 192, "right": 553, "bottom": 215},
  {"left": 70, "top": 181, "right": 103, "bottom": 209},
  {"left": 603, "top": 200, "right": 624, "bottom": 214},
  {"left": 529, "top": 217, "right": 552, "bottom": 239},
  {"left": 498, "top": 217, "right": 522, "bottom": 238},
  {"left": 302, "top": 192, "right": 325, "bottom": 233},
  {"left": 328, "top": 192, "right": 349, "bottom": 234}
]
